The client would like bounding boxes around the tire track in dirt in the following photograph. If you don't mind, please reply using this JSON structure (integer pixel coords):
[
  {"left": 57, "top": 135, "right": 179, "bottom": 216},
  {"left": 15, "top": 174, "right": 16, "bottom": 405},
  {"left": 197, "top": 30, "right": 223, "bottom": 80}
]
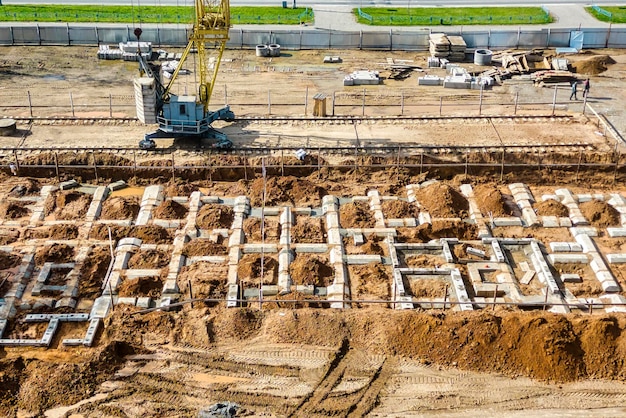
[
  {"left": 347, "top": 356, "right": 397, "bottom": 418},
  {"left": 288, "top": 338, "right": 350, "bottom": 417}
]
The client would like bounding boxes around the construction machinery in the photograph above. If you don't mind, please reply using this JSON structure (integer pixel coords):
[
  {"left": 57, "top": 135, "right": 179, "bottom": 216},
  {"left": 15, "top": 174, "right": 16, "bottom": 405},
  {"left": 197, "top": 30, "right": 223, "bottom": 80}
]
[{"left": 134, "top": 0, "right": 234, "bottom": 150}]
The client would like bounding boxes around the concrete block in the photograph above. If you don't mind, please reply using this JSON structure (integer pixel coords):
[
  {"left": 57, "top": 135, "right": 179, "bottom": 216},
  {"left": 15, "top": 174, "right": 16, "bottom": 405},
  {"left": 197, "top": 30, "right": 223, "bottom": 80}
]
[
  {"left": 345, "top": 254, "right": 382, "bottom": 264},
  {"left": 136, "top": 297, "right": 152, "bottom": 308},
  {"left": 601, "top": 281, "right": 621, "bottom": 293},
  {"left": 93, "top": 186, "right": 110, "bottom": 202},
  {"left": 90, "top": 296, "right": 112, "bottom": 319},
  {"left": 520, "top": 270, "right": 535, "bottom": 285},
  {"left": 418, "top": 212, "right": 432, "bottom": 225},
  {"left": 226, "top": 284, "right": 239, "bottom": 308},
  {"left": 116, "top": 297, "right": 137, "bottom": 306},
  {"left": 59, "top": 179, "right": 79, "bottom": 190},
  {"left": 327, "top": 228, "right": 342, "bottom": 245},
  {"left": 119, "top": 237, "right": 142, "bottom": 248},
  {"left": 83, "top": 318, "right": 100, "bottom": 347},
  {"left": 547, "top": 254, "right": 589, "bottom": 264},
  {"left": 559, "top": 217, "right": 573, "bottom": 227},
  {"left": 550, "top": 242, "right": 572, "bottom": 253},
  {"left": 228, "top": 229, "right": 245, "bottom": 247},
  {"left": 107, "top": 180, "right": 127, "bottom": 191},
  {"left": 607, "top": 227, "right": 626, "bottom": 238},
  {"left": 442, "top": 241, "right": 454, "bottom": 263},
  {"left": 542, "top": 216, "right": 560, "bottom": 228},
  {"left": 162, "top": 279, "right": 179, "bottom": 294},
  {"left": 561, "top": 273, "right": 582, "bottom": 283}
]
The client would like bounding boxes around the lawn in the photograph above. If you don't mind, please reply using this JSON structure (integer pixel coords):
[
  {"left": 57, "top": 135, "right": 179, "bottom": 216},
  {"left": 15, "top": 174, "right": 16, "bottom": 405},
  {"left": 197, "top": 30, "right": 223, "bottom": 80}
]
[
  {"left": 587, "top": 6, "right": 626, "bottom": 23},
  {"left": 355, "top": 7, "right": 552, "bottom": 26},
  {"left": 0, "top": 5, "right": 314, "bottom": 25}
]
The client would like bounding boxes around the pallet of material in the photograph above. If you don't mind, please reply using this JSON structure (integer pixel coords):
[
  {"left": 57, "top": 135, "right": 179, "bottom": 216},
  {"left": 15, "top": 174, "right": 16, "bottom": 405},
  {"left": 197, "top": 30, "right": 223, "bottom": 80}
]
[
  {"left": 447, "top": 36, "right": 467, "bottom": 52},
  {"left": 532, "top": 70, "right": 578, "bottom": 84}
]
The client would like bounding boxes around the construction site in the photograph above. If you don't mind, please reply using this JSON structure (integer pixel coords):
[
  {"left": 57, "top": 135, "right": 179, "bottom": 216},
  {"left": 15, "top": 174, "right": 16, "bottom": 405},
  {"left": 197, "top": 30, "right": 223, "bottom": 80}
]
[{"left": 3, "top": 1, "right": 626, "bottom": 417}]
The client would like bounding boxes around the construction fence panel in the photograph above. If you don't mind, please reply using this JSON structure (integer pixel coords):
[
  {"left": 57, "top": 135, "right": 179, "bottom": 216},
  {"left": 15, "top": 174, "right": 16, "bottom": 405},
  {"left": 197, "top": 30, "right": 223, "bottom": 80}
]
[
  {"left": 545, "top": 28, "right": 571, "bottom": 48},
  {"left": 0, "top": 27, "right": 12, "bottom": 44},
  {"left": 519, "top": 30, "right": 550, "bottom": 49},
  {"left": 156, "top": 28, "right": 189, "bottom": 47},
  {"left": 488, "top": 30, "right": 522, "bottom": 49},
  {"left": 299, "top": 31, "right": 332, "bottom": 49},
  {"left": 38, "top": 26, "right": 69, "bottom": 45},
  {"left": 97, "top": 27, "right": 131, "bottom": 45},
  {"left": 455, "top": 31, "right": 490, "bottom": 48},
  {"left": 608, "top": 28, "right": 626, "bottom": 48},
  {"left": 69, "top": 27, "right": 98, "bottom": 45},
  {"left": 241, "top": 30, "right": 276, "bottom": 48},
  {"left": 330, "top": 31, "right": 361, "bottom": 49},
  {"left": 361, "top": 31, "right": 393, "bottom": 50},
  {"left": 11, "top": 26, "right": 40, "bottom": 45},
  {"left": 273, "top": 31, "right": 304, "bottom": 49},
  {"left": 582, "top": 28, "right": 611, "bottom": 48},
  {"left": 391, "top": 30, "right": 430, "bottom": 51}
]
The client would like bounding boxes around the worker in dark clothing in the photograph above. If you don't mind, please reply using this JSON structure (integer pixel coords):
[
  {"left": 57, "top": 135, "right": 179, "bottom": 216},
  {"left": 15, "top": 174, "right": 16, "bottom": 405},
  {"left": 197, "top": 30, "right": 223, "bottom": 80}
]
[
  {"left": 583, "top": 78, "right": 590, "bottom": 98},
  {"left": 569, "top": 80, "right": 578, "bottom": 100}
]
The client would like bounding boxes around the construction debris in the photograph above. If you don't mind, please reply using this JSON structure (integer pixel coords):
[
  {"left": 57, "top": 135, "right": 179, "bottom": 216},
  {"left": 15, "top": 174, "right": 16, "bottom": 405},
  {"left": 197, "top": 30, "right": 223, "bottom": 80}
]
[{"left": 476, "top": 50, "right": 579, "bottom": 85}]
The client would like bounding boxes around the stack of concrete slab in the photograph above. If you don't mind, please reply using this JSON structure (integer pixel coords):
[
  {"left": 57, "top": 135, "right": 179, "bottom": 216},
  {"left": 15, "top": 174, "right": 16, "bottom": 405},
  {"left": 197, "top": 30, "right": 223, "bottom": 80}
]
[
  {"left": 429, "top": 33, "right": 450, "bottom": 58},
  {"left": 97, "top": 45, "right": 123, "bottom": 60},
  {"left": 443, "top": 67, "right": 471, "bottom": 89},
  {"left": 447, "top": 36, "right": 467, "bottom": 61},
  {"left": 343, "top": 70, "right": 380, "bottom": 86},
  {"left": 134, "top": 78, "right": 158, "bottom": 124}
]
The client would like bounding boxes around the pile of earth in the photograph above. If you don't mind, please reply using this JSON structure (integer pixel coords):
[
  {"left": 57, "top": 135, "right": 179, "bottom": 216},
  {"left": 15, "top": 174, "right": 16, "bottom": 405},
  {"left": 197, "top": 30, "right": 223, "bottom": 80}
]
[
  {"left": 289, "top": 255, "right": 333, "bottom": 286},
  {"left": 248, "top": 176, "right": 326, "bottom": 207},
  {"left": 404, "top": 254, "right": 446, "bottom": 268},
  {"left": 22, "top": 151, "right": 132, "bottom": 167},
  {"left": 163, "top": 181, "right": 199, "bottom": 197},
  {"left": 535, "top": 199, "right": 569, "bottom": 217},
  {"left": 381, "top": 199, "right": 419, "bottom": 218},
  {"left": 473, "top": 184, "right": 512, "bottom": 217},
  {"left": 0, "top": 229, "right": 19, "bottom": 245},
  {"left": 23, "top": 224, "right": 79, "bottom": 240},
  {"left": 572, "top": 54, "right": 615, "bottom": 75},
  {"left": 397, "top": 220, "right": 477, "bottom": 242},
  {"left": 345, "top": 236, "right": 386, "bottom": 256},
  {"left": 127, "top": 249, "right": 170, "bottom": 269},
  {"left": 291, "top": 217, "right": 325, "bottom": 243},
  {"left": 182, "top": 239, "right": 227, "bottom": 257},
  {"left": 78, "top": 246, "right": 112, "bottom": 298},
  {"left": 34, "top": 243, "right": 74, "bottom": 265},
  {"left": 100, "top": 196, "right": 140, "bottom": 220},
  {"left": 414, "top": 182, "right": 469, "bottom": 218},
  {"left": 177, "top": 261, "right": 228, "bottom": 299},
  {"left": 0, "top": 202, "right": 30, "bottom": 219},
  {"left": 243, "top": 217, "right": 280, "bottom": 242},
  {"left": 237, "top": 254, "right": 278, "bottom": 285},
  {"left": 579, "top": 200, "right": 620, "bottom": 228},
  {"left": 7, "top": 178, "right": 39, "bottom": 197},
  {"left": 196, "top": 204, "right": 234, "bottom": 230},
  {"left": 410, "top": 278, "right": 448, "bottom": 299},
  {"left": 45, "top": 190, "right": 91, "bottom": 220},
  {"left": 453, "top": 243, "right": 489, "bottom": 261},
  {"left": 89, "top": 224, "right": 171, "bottom": 244},
  {"left": 153, "top": 199, "right": 188, "bottom": 219},
  {"left": 117, "top": 276, "right": 164, "bottom": 298},
  {"left": 340, "top": 201, "right": 375, "bottom": 228},
  {"left": 350, "top": 263, "right": 390, "bottom": 301},
  {"left": 0, "top": 252, "right": 21, "bottom": 269}
]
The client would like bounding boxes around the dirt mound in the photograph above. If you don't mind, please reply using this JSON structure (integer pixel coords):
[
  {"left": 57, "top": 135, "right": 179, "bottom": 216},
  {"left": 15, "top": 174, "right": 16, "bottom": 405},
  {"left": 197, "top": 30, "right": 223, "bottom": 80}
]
[
  {"left": 127, "top": 249, "right": 170, "bottom": 269},
  {"left": 118, "top": 276, "right": 163, "bottom": 298},
  {"left": 415, "top": 183, "right": 468, "bottom": 218},
  {"left": 453, "top": 243, "right": 489, "bottom": 261},
  {"left": 22, "top": 224, "right": 79, "bottom": 240},
  {"left": 291, "top": 217, "right": 325, "bottom": 243},
  {"left": 34, "top": 243, "right": 74, "bottom": 265},
  {"left": 535, "top": 199, "right": 569, "bottom": 217},
  {"left": 572, "top": 55, "right": 615, "bottom": 75},
  {"left": 397, "top": 220, "right": 477, "bottom": 242},
  {"left": 243, "top": 217, "right": 280, "bottom": 242},
  {"left": 0, "top": 202, "right": 30, "bottom": 219},
  {"left": 177, "top": 262, "right": 228, "bottom": 299},
  {"left": 473, "top": 185, "right": 511, "bottom": 217},
  {"left": 22, "top": 151, "right": 131, "bottom": 167},
  {"left": 0, "top": 252, "right": 21, "bottom": 269},
  {"left": 237, "top": 254, "right": 278, "bottom": 285},
  {"left": 164, "top": 181, "right": 199, "bottom": 197},
  {"left": 249, "top": 176, "right": 326, "bottom": 207},
  {"left": 78, "top": 246, "right": 111, "bottom": 299},
  {"left": 46, "top": 190, "right": 91, "bottom": 220},
  {"left": 0, "top": 229, "right": 19, "bottom": 245},
  {"left": 7, "top": 178, "right": 39, "bottom": 197},
  {"left": 404, "top": 254, "right": 446, "bottom": 268},
  {"left": 134, "top": 225, "right": 171, "bottom": 244},
  {"left": 351, "top": 263, "right": 390, "bottom": 301},
  {"left": 340, "top": 201, "right": 375, "bottom": 228},
  {"left": 196, "top": 204, "right": 234, "bottom": 230},
  {"left": 290, "top": 255, "right": 333, "bottom": 286},
  {"left": 100, "top": 196, "right": 140, "bottom": 220},
  {"left": 579, "top": 200, "right": 621, "bottom": 228},
  {"left": 381, "top": 199, "right": 419, "bottom": 218},
  {"left": 410, "top": 278, "right": 448, "bottom": 298},
  {"left": 153, "top": 199, "right": 188, "bottom": 219},
  {"left": 182, "top": 239, "right": 227, "bottom": 257}
]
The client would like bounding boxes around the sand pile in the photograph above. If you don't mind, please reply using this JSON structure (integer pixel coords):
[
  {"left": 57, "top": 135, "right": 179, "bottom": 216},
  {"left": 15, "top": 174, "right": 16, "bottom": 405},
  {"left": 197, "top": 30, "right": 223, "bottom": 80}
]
[
  {"left": 46, "top": 190, "right": 91, "bottom": 220},
  {"left": 535, "top": 199, "right": 569, "bottom": 217},
  {"left": 290, "top": 255, "right": 333, "bottom": 286},
  {"left": 237, "top": 254, "right": 278, "bottom": 285},
  {"left": 397, "top": 220, "right": 477, "bottom": 242},
  {"left": 153, "top": 199, "right": 188, "bottom": 219},
  {"left": 22, "top": 151, "right": 131, "bottom": 167},
  {"left": 23, "top": 224, "right": 79, "bottom": 240},
  {"left": 291, "top": 217, "right": 325, "bottom": 243},
  {"left": 100, "top": 196, "right": 140, "bottom": 220},
  {"left": 572, "top": 54, "right": 615, "bottom": 75},
  {"left": 78, "top": 246, "right": 111, "bottom": 298},
  {"left": 164, "top": 181, "right": 199, "bottom": 197},
  {"left": 134, "top": 225, "right": 171, "bottom": 244},
  {"left": 350, "top": 263, "right": 390, "bottom": 301},
  {"left": 196, "top": 204, "right": 234, "bottom": 230},
  {"left": 0, "top": 229, "right": 19, "bottom": 246},
  {"left": 177, "top": 262, "right": 228, "bottom": 299},
  {"left": 0, "top": 252, "right": 21, "bottom": 269},
  {"left": 473, "top": 185, "right": 511, "bottom": 216},
  {"left": 7, "top": 179, "right": 39, "bottom": 197},
  {"left": 579, "top": 200, "right": 620, "bottom": 228},
  {"left": 243, "top": 217, "right": 280, "bottom": 242},
  {"left": 340, "top": 201, "right": 375, "bottom": 228},
  {"left": 410, "top": 278, "right": 447, "bottom": 298},
  {"left": 381, "top": 200, "right": 419, "bottom": 218},
  {"left": 118, "top": 276, "right": 163, "bottom": 298},
  {"left": 405, "top": 254, "right": 446, "bottom": 268},
  {"left": 0, "top": 202, "right": 30, "bottom": 219},
  {"left": 415, "top": 183, "right": 468, "bottom": 218},
  {"left": 34, "top": 243, "right": 74, "bottom": 265},
  {"left": 249, "top": 176, "right": 326, "bottom": 207},
  {"left": 127, "top": 249, "right": 170, "bottom": 269},
  {"left": 182, "top": 239, "right": 227, "bottom": 257}
]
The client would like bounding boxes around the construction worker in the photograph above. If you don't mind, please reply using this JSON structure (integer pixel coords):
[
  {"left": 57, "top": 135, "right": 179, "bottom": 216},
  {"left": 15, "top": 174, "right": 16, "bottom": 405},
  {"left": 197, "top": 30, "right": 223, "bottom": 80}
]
[{"left": 569, "top": 80, "right": 578, "bottom": 100}]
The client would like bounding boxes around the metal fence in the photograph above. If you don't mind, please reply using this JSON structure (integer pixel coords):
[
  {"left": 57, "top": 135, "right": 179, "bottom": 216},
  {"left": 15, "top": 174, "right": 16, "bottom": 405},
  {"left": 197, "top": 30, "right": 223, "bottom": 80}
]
[{"left": 1, "top": 24, "right": 626, "bottom": 49}]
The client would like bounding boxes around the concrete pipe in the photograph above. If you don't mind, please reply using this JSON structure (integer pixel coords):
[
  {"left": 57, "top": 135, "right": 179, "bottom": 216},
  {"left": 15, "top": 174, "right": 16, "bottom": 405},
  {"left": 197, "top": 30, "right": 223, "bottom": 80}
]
[
  {"left": 474, "top": 49, "right": 493, "bottom": 66},
  {"left": 255, "top": 44, "right": 269, "bottom": 57},
  {"left": 0, "top": 118, "right": 17, "bottom": 136},
  {"left": 268, "top": 44, "right": 281, "bottom": 57}
]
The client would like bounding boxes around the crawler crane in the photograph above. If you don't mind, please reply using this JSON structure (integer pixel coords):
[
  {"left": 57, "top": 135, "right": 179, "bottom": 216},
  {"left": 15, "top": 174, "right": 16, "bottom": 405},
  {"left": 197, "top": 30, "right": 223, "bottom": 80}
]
[{"left": 135, "top": 0, "right": 234, "bottom": 150}]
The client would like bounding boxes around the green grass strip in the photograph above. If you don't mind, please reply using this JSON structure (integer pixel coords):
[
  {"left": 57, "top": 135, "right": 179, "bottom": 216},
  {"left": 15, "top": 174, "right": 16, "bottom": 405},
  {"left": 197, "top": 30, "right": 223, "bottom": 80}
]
[
  {"left": 586, "top": 6, "right": 626, "bottom": 23},
  {"left": 355, "top": 7, "right": 552, "bottom": 26},
  {"left": 0, "top": 5, "right": 314, "bottom": 25}
]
